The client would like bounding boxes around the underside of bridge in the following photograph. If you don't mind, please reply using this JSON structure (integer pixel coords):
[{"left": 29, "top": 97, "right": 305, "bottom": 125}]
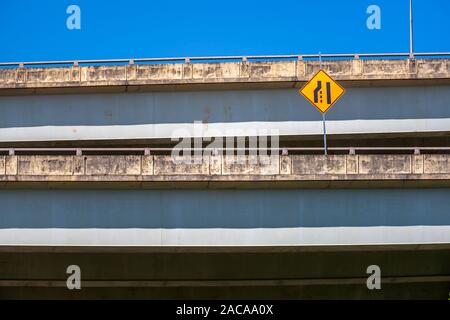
[{"left": 0, "top": 245, "right": 449, "bottom": 299}]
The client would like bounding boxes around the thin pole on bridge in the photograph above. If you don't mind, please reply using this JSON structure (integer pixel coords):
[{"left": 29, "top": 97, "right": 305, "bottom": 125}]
[
  {"left": 322, "top": 113, "right": 327, "bottom": 155},
  {"left": 409, "top": 0, "right": 414, "bottom": 59},
  {"left": 319, "top": 52, "right": 328, "bottom": 155}
]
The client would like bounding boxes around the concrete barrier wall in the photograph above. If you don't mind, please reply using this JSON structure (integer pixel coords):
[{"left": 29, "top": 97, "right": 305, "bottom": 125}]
[
  {"left": 1, "top": 59, "right": 449, "bottom": 90},
  {"left": 1, "top": 154, "right": 449, "bottom": 183}
]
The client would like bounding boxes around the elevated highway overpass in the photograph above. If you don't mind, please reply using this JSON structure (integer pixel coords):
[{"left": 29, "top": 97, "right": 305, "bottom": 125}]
[{"left": 0, "top": 55, "right": 449, "bottom": 299}]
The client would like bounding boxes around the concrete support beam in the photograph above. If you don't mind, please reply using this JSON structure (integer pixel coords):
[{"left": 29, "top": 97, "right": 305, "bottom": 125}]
[{"left": 0, "top": 244, "right": 449, "bottom": 299}]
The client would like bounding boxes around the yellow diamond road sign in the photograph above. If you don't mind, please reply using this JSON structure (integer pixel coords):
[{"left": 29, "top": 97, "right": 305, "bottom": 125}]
[{"left": 299, "top": 69, "right": 345, "bottom": 113}]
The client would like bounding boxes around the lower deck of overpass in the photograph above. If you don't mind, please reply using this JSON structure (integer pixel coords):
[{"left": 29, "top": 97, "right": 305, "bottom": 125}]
[{"left": 0, "top": 188, "right": 449, "bottom": 299}]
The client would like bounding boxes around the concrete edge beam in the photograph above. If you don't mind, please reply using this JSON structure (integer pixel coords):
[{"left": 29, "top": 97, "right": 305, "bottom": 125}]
[
  {"left": 1, "top": 59, "right": 449, "bottom": 93},
  {"left": 0, "top": 154, "right": 450, "bottom": 188}
]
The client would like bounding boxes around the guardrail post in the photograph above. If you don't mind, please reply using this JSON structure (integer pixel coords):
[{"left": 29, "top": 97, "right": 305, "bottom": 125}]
[
  {"left": 8, "top": 148, "right": 15, "bottom": 156},
  {"left": 144, "top": 148, "right": 151, "bottom": 156},
  {"left": 414, "top": 148, "right": 420, "bottom": 155},
  {"left": 76, "top": 148, "right": 82, "bottom": 156},
  {"left": 349, "top": 148, "right": 356, "bottom": 155}
]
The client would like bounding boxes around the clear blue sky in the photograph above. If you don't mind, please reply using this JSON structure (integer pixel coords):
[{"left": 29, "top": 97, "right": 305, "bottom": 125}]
[{"left": 0, "top": 0, "right": 449, "bottom": 62}]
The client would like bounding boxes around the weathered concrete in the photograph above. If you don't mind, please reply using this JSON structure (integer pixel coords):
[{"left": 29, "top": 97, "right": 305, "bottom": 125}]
[
  {"left": 1, "top": 154, "right": 450, "bottom": 187},
  {"left": 1, "top": 59, "right": 450, "bottom": 94}
]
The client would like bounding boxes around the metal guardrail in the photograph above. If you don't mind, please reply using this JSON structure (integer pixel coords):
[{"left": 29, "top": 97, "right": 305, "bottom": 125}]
[
  {"left": 2, "top": 147, "right": 450, "bottom": 156},
  {"left": 1, "top": 52, "right": 450, "bottom": 68}
]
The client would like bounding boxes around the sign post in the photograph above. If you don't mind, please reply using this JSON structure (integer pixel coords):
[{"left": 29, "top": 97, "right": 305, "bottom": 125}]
[
  {"left": 299, "top": 69, "right": 345, "bottom": 155},
  {"left": 409, "top": 0, "right": 414, "bottom": 58},
  {"left": 322, "top": 112, "right": 327, "bottom": 155}
]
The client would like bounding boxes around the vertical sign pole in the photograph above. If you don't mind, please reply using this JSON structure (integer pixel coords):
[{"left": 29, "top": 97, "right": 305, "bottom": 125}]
[
  {"left": 322, "top": 112, "right": 327, "bottom": 155},
  {"left": 409, "top": 0, "right": 414, "bottom": 59},
  {"left": 299, "top": 58, "right": 345, "bottom": 153},
  {"left": 319, "top": 52, "right": 327, "bottom": 155}
]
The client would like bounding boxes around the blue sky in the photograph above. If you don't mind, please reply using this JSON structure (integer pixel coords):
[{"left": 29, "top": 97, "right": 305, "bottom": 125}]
[{"left": 0, "top": 0, "right": 449, "bottom": 62}]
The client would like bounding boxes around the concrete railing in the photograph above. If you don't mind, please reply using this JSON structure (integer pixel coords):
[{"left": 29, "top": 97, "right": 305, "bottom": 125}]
[
  {"left": 1, "top": 155, "right": 450, "bottom": 185},
  {"left": 1, "top": 58, "right": 450, "bottom": 91}
]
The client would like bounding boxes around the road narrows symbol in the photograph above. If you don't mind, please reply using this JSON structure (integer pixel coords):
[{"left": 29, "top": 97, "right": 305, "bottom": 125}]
[{"left": 299, "top": 69, "right": 345, "bottom": 113}]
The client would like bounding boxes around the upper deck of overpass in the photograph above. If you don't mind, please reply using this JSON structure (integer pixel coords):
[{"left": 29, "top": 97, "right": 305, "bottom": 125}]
[
  {"left": 1, "top": 56, "right": 450, "bottom": 94},
  {"left": 1, "top": 55, "right": 450, "bottom": 146}
]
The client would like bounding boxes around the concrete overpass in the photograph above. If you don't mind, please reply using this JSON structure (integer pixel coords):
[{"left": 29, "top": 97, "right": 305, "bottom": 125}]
[
  {"left": 1, "top": 56, "right": 450, "bottom": 146},
  {"left": 0, "top": 55, "right": 449, "bottom": 299}
]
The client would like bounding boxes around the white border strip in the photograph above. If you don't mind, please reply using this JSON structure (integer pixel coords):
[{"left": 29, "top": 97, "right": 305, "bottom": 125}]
[
  {"left": 1, "top": 226, "right": 450, "bottom": 246},
  {"left": 0, "top": 118, "right": 450, "bottom": 142}
]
